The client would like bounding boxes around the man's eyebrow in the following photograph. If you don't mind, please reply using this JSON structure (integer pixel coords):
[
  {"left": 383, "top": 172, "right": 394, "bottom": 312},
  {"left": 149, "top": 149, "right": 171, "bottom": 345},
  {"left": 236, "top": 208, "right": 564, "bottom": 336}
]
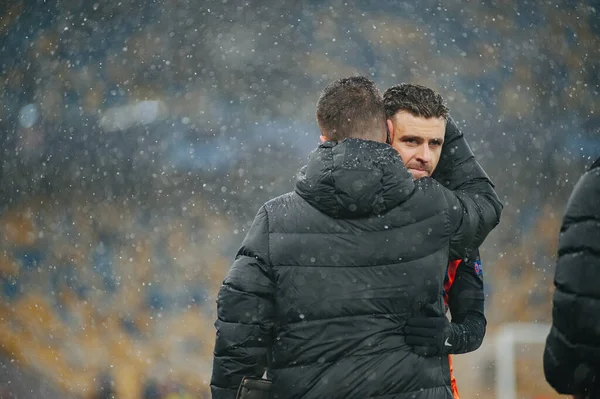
[{"left": 400, "top": 135, "right": 423, "bottom": 141}]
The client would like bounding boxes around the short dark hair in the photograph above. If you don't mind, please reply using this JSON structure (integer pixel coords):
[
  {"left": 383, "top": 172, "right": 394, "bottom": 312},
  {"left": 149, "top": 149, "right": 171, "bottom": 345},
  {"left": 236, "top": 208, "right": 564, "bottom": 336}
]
[
  {"left": 316, "top": 76, "right": 387, "bottom": 142},
  {"left": 383, "top": 83, "right": 449, "bottom": 120}
]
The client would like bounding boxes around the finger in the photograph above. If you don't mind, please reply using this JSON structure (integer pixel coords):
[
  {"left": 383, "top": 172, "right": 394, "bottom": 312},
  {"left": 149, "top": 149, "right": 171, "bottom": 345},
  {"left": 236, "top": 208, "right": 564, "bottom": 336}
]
[
  {"left": 404, "top": 326, "right": 438, "bottom": 337},
  {"left": 405, "top": 335, "right": 434, "bottom": 347},
  {"left": 406, "top": 317, "right": 442, "bottom": 328},
  {"left": 412, "top": 345, "right": 436, "bottom": 357}
]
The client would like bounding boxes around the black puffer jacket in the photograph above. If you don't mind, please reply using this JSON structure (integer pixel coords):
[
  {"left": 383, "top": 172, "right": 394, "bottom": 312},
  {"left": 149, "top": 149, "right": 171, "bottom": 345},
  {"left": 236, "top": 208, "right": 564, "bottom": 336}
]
[
  {"left": 437, "top": 116, "right": 491, "bottom": 355},
  {"left": 211, "top": 138, "right": 501, "bottom": 399},
  {"left": 544, "top": 157, "right": 600, "bottom": 397}
]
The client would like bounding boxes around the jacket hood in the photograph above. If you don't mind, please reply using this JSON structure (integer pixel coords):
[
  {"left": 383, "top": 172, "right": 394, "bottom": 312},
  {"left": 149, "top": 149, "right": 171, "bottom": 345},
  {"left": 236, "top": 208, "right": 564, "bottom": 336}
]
[{"left": 295, "top": 138, "right": 415, "bottom": 218}]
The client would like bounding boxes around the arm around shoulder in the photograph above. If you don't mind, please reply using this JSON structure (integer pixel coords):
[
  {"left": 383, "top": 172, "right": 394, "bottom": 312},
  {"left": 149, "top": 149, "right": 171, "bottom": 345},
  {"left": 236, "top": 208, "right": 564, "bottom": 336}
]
[{"left": 433, "top": 117, "right": 503, "bottom": 258}]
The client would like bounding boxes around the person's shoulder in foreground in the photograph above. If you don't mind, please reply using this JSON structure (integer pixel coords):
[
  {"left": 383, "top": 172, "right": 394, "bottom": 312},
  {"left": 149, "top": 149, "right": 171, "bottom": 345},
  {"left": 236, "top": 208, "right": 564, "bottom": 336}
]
[{"left": 544, "top": 156, "right": 600, "bottom": 398}]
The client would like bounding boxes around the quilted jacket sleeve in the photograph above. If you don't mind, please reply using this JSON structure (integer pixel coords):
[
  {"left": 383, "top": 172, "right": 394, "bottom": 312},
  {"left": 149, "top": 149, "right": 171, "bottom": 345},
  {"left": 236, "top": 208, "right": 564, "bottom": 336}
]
[
  {"left": 211, "top": 206, "right": 276, "bottom": 399},
  {"left": 447, "top": 251, "right": 487, "bottom": 354},
  {"left": 435, "top": 116, "right": 503, "bottom": 260},
  {"left": 544, "top": 160, "right": 600, "bottom": 396}
]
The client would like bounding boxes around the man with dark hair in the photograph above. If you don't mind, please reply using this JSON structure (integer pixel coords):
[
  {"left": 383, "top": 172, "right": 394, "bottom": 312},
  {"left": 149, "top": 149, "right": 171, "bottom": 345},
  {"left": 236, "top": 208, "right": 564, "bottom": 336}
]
[
  {"left": 543, "top": 157, "right": 600, "bottom": 399},
  {"left": 383, "top": 83, "right": 490, "bottom": 399},
  {"left": 316, "top": 76, "right": 388, "bottom": 142},
  {"left": 384, "top": 83, "right": 448, "bottom": 179},
  {"left": 210, "top": 76, "right": 502, "bottom": 399}
]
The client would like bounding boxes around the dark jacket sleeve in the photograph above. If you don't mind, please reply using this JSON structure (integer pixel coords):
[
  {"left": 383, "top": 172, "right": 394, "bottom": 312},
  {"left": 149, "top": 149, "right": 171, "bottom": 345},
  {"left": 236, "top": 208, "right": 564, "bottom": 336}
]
[
  {"left": 446, "top": 251, "right": 487, "bottom": 354},
  {"left": 543, "top": 160, "right": 600, "bottom": 397},
  {"left": 432, "top": 116, "right": 493, "bottom": 191},
  {"left": 211, "top": 206, "right": 275, "bottom": 399},
  {"left": 435, "top": 116, "right": 503, "bottom": 259}
]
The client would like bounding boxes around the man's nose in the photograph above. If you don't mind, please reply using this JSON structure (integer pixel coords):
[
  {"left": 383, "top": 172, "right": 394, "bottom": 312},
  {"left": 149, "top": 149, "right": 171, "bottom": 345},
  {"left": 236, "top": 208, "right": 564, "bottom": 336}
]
[{"left": 416, "top": 145, "right": 431, "bottom": 163}]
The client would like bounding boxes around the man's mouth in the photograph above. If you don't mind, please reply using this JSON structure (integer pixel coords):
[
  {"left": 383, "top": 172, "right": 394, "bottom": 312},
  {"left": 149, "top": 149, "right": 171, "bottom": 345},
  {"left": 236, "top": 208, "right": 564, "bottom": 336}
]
[{"left": 408, "top": 168, "right": 429, "bottom": 178}]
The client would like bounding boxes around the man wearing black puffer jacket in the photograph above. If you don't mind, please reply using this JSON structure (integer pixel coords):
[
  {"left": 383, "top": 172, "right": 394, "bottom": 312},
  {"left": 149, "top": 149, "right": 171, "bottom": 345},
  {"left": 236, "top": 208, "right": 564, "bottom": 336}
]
[
  {"left": 210, "top": 76, "right": 502, "bottom": 399},
  {"left": 384, "top": 84, "right": 491, "bottom": 399},
  {"left": 543, "top": 156, "right": 600, "bottom": 399}
]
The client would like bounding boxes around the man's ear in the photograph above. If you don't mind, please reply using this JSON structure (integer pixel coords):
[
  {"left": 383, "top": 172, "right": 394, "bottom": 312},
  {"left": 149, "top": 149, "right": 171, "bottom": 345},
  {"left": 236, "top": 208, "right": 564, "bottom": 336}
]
[
  {"left": 387, "top": 119, "right": 395, "bottom": 143},
  {"left": 319, "top": 135, "right": 328, "bottom": 143}
]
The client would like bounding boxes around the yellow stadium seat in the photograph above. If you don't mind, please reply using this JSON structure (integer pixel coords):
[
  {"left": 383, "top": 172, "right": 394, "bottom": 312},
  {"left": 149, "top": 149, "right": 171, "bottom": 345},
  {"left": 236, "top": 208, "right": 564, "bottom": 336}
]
[
  {"left": 0, "top": 208, "right": 37, "bottom": 246},
  {"left": 11, "top": 294, "right": 68, "bottom": 342},
  {"left": 0, "top": 251, "right": 20, "bottom": 277}
]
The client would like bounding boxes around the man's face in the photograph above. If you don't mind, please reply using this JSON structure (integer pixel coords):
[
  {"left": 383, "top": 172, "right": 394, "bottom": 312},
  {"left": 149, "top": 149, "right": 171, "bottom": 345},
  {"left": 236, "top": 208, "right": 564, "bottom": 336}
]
[{"left": 389, "top": 111, "right": 446, "bottom": 180}]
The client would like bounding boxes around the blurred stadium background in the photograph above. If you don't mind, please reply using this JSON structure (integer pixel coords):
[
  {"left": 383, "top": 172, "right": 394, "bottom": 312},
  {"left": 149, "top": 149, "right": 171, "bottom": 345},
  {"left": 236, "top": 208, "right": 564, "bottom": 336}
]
[{"left": 1, "top": 0, "right": 599, "bottom": 398}]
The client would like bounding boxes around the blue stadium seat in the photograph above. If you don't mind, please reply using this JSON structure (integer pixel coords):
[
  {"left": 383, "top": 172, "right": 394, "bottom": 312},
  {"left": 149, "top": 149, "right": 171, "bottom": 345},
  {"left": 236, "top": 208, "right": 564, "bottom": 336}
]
[
  {"left": 1, "top": 277, "right": 21, "bottom": 300},
  {"left": 92, "top": 240, "right": 117, "bottom": 293},
  {"left": 13, "top": 248, "right": 44, "bottom": 270}
]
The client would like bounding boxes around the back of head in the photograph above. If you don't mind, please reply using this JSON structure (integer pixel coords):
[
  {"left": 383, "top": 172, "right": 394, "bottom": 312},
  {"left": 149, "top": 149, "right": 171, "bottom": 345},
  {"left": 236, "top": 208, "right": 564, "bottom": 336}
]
[
  {"left": 383, "top": 83, "right": 448, "bottom": 119},
  {"left": 316, "top": 76, "right": 387, "bottom": 142}
]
